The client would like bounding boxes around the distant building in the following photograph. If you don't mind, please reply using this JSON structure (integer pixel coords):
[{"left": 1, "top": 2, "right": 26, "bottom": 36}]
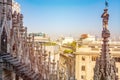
[
  {"left": 62, "top": 37, "right": 74, "bottom": 45},
  {"left": 80, "top": 34, "right": 95, "bottom": 43},
  {"left": 29, "top": 32, "right": 50, "bottom": 42}
]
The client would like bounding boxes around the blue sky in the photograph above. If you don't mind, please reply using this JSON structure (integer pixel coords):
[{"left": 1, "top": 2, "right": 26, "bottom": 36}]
[{"left": 16, "top": 0, "right": 120, "bottom": 39}]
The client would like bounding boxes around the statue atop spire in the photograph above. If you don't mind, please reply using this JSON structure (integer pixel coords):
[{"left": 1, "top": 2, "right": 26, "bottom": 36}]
[{"left": 101, "top": 0, "right": 109, "bottom": 30}]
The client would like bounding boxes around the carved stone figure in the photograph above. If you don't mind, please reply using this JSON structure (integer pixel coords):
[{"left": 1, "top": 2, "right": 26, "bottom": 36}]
[
  {"left": 101, "top": 9, "right": 109, "bottom": 30},
  {"left": 12, "top": 11, "right": 17, "bottom": 24},
  {"left": 7, "top": 9, "right": 12, "bottom": 20},
  {"left": 17, "top": 13, "right": 20, "bottom": 23},
  {"left": 20, "top": 14, "right": 23, "bottom": 27}
]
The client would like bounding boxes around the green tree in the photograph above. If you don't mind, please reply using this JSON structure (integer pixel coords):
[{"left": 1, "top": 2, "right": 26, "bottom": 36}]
[
  {"left": 70, "top": 41, "right": 76, "bottom": 52},
  {"left": 64, "top": 49, "right": 73, "bottom": 54}
]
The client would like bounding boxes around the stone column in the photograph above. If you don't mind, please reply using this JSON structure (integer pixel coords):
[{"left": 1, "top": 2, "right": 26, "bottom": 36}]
[{"left": 0, "top": 58, "right": 3, "bottom": 80}]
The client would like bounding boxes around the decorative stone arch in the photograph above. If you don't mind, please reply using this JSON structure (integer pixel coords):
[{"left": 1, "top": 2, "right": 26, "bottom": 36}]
[{"left": 1, "top": 27, "right": 7, "bottom": 53}]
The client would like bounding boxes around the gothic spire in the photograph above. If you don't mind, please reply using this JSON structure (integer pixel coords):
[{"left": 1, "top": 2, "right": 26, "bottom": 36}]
[{"left": 94, "top": 0, "right": 118, "bottom": 80}]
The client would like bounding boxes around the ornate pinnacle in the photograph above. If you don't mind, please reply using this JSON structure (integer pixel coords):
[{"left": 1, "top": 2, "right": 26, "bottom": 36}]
[{"left": 94, "top": 0, "right": 118, "bottom": 80}]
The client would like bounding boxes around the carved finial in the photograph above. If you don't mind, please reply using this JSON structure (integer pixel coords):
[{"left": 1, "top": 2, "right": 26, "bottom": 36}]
[
  {"left": 17, "top": 13, "right": 20, "bottom": 23},
  {"left": 12, "top": 11, "right": 17, "bottom": 24},
  {"left": 20, "top": 14, "right": 23, "bottom": 27},
  {"left": 20, "top": 14, "right": 23, "bottom": 20}
]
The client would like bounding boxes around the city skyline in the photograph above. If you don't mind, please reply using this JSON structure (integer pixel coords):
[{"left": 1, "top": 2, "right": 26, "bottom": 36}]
[{"left": 16, "top": 0, "right": 120, "bottom": 39}]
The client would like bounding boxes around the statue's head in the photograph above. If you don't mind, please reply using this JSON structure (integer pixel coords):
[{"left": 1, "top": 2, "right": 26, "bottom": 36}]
[{"left": 104, "top": 9, "right": 108, "bottom": 12}]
